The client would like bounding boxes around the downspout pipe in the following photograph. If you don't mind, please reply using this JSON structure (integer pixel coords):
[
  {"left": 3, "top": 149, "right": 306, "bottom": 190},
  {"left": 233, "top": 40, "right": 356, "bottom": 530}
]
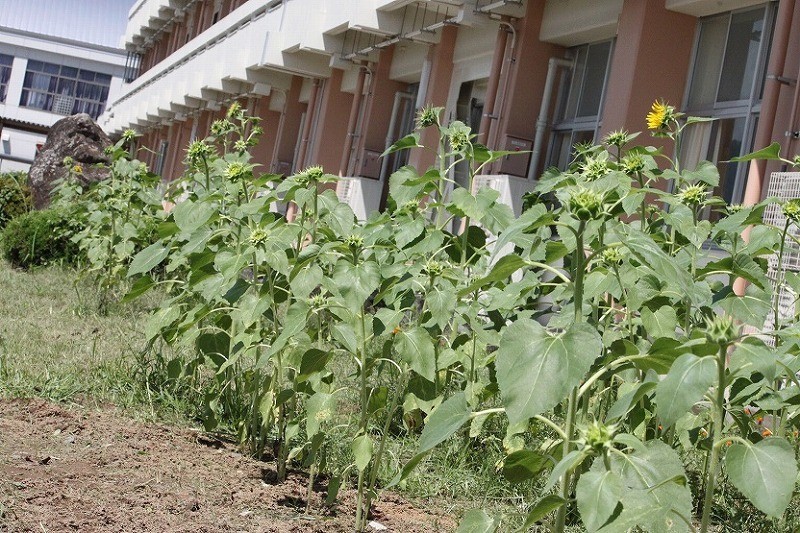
[
  {"left": 340, "top": 65, "right": 368, "bottom": 175},
  {"left": 415, "top": 50, "right": 434, "bottom": 109},
  {"left": 527, "top": 56, "right": 573, "bottom": 180},
  {"left": 352, "top": 64, "right": 377, "bottom": 176},
  {"left": 478, "top": 22, "right": 510, "bottom": 145},
  {"left": 379, "top": 91, "right": 414, "bottom": 184},
  {"left": 269, "top": 88, "right": 288, "bottom": 173},
  {"left": 487, "top": 20, "right": 517, "bottom": 166},
  {"left": 741, "top": 0, "right": 795, "bottom": 207},
  {"left": 295, "top": 77, "right": 321, "bottom": 171}
]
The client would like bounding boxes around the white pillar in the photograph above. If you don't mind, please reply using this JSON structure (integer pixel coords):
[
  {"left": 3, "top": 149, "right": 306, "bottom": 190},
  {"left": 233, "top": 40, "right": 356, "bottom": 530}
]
[{"left": 5, "top": 56, "right": 27, "bottom": 106}]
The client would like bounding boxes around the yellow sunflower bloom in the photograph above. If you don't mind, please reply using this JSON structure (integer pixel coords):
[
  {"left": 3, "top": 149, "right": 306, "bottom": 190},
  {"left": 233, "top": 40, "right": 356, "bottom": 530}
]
[{"left": 646, "top": 100, "right": 672, "bottom": 131}]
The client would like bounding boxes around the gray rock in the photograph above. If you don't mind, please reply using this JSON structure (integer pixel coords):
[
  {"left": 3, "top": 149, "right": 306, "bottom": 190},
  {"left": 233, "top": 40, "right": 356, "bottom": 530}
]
[{"left": 28, "top": 113, "right": 112, "bottom": 209}]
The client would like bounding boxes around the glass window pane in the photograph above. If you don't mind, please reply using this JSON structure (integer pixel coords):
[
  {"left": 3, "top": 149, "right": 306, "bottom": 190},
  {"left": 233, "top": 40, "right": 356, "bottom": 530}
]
[
  {"left": 710, "top": 117, "right": 747, "bottom": 204},
  {"left": 43, "top": 62, "right": 60, "bottom": 75},
  {"left": 561, "top": 47, "right": 587, "bottom": 121},
  {"left": 577, "top": 41, "right": 611, "bottom": 118},
  {"left": 687, "top": 14, "right": 727, "bottom": 109},
  {"left": 60, "top": 66, "right": 78, "bottom": 78},
  {"left": 57, "top": 77, "right": 75, "bottom": 95},
  {"left": 95, "top": 73, "right": 111, "bottom": 85},
  {"left": 717, "top": 8, "right": 764, "bottom": 102},
  {"left": 0, "top": 54, "right": 12, "bottom": 66},
  {"left": 79, "top": 70, "right": 95, "bottom": 81},
  {"left": 27, "top": 60, "right": 43, "bottom": 72}
]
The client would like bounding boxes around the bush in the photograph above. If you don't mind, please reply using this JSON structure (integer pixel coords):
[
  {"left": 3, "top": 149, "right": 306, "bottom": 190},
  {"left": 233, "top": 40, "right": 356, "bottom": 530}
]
[
  {"left": 0, "top": 172, "right": 32, "bottom": 228},
  {"left": 1, "top": 208, "right": 81, "bottom": 269}
]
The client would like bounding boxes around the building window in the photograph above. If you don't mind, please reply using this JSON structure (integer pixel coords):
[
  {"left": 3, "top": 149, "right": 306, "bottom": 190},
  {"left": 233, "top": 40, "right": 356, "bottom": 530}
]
[
  {"left": 0, "top": 54, "right": 13, "bottom": 103},
  {"left": 19, "top": 60, "right": 112, "bottom": 119},
  {"left": 682, "top": 4, "right": 774, "bottom": 216},
  {"left": 547, "top": 40, "right": 614, "bottom": 169}
]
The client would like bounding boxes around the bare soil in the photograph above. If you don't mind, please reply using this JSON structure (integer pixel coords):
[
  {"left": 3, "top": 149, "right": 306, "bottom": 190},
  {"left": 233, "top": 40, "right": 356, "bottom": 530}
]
[{"left": 0, "top": 399, "right": 455, "bottom": 532}]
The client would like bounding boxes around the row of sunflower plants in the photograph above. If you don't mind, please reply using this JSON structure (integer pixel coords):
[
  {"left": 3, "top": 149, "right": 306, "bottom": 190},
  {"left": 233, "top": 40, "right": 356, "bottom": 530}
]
[{"left": 70, "top": 98, "right": 800, "bottom": 532}]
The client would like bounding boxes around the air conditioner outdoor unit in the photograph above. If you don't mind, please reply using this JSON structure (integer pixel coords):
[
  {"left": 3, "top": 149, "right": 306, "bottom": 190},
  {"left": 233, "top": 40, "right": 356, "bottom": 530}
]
[
  {"left": 471, "top": 174, "right": 536, "bottom": 259},
  {"left": 336, "top": 177, "right": 383, "bottom": 220}
]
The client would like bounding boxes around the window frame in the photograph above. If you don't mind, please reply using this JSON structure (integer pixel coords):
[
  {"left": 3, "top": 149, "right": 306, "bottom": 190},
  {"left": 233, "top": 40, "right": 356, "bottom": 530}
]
[
  {"left": 681, "top": 3, "right": 775, "bottom": 208},
  {"left": 546, "top": 38, "right": 615, "bottom": 170},
  {"left": 19, "top": 60, "right": 112, "bottom": 119},
  {"left": 0, "top": 53, "right": 13, "bottom": 103}
]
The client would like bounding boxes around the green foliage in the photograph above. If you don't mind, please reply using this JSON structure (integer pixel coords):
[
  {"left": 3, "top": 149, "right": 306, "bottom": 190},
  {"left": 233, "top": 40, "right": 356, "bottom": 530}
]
[
  {"left": 61, "top": 102, "right": 800, "bottom": 532},
  {"left": 0, "top": 172, "right": 32, "bottom": 228},
  {"left": 1, "top": 207, "right": 80, "bottom": 269}
]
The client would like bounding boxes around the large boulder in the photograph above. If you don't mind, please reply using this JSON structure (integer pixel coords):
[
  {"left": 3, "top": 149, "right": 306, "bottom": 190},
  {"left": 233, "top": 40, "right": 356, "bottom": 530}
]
[{"left": 28, "top": 113, "right": 112, "bottom": 209}]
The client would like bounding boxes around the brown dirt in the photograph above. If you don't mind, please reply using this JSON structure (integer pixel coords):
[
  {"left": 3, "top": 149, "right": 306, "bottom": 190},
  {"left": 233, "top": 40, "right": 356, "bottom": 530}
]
[{"left": 0, "top": 399, "right": 455, "bottom": 532}]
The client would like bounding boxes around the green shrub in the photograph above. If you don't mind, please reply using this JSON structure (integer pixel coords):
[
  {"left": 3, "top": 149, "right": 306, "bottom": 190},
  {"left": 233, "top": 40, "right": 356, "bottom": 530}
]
[
  {"left": 0, "top": 172, "right": 32, "bottom": 228},
  {"left": 1, "top": 208, "right": 81, "bottom": 269}
]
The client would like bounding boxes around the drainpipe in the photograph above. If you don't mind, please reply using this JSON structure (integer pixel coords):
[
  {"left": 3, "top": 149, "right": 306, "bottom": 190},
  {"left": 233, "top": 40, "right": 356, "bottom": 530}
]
[
  {"left": 786, "top": 59, "right": 800, "bottom": 157},
  {"left": 352, "top": 64, "right": 376, "bottom": 176},
  {"left": 269, "top": 88, "right": 288, "bottom": 173},
  {"left": 295, "top": 77, "right": 321, "bottom": 171},
  {"left": 527, "top": 56, "right": 573, "bottom": 180},
  {"left": 340, "top": 65, "right": 368, "bottom": 175},
  {"left": 415, "top": 51, "right": 434, "bottom": 109},
  {"left": 487, "top": 20, "right": 517, "bottom": 165},
  {"left": 379, "top": 91, "right": 414, "bottom": 183},
  {"left": 741, "top": 0, "right": 795, "bottom": 207},
  {"left": 478, "top": 22, "right": 510, "bottom": 145}
]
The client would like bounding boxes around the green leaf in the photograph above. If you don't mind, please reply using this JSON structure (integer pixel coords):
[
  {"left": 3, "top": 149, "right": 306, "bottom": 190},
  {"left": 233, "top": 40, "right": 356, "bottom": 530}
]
[
  {"left": 382, "top": 132, "right": 422, "bottom": 156},
  {"left": 333, "top": 259, "right": 380, "bottom": 312},
  {"left": 624, "top": 229, "right": 706, "bottom": 304},
  {"left": 718, "top": 283, "right": 771, "bottom": 327},
  {"left": 640, "top": 306, "right": 678, "bottom": 339},
  {"left": 128, "top": 242, "right": 169, "bottom": 276},
  {"left": 458, "top": 254, "right": 527, "bottom": 297},
  {"left": 172, "top": 199, "right": 216, "bottom": 234},
  {"left": 351, "top": 434, "right": 373, "bottom": 472},
  {"left": 496, "top": 320, "right": 602, "bottom": 424},
  {"left": 729, "top": 338, "right": 777, "bottom": 382},
  {"left": 502, "top": 450, "right": 549, "bottom": 483},
  {"left": 577, "top": 470, "right": 623, "bottom": 532},
  {"left": 394, "top": 326, "right": 436, "bottom": 382},
  {"left": 729, "top": 142, "right": 782, "bottom": 163},
  {"left": 298, "top": 348, "right": 331, "bottom": 382},
  {"left": 418, "top": 392, "right": 472, "bottom": 453},
  {"left": 306, "top": 392, "right": 336, "bottom": 437},
  {"left": 448, "top": 186, "right": 499, "bottom": 221},
  {"left": 457, "top": 509, "right": 497, "bottom": 533},
  {"left": 655, "top": 353, "right": 716, "bottom": 427},
  {"left": 121, "top": 274, "right": 155, "bottom": 302},
  {"left": 521, "top": 495, "right": 566, "bottom": 530},
  {"left": 726, "top": 438, "right": 797, "bottom": 517},
  {"left": 607, "top": 382, "right": 656, "bottom": 422},
  {"left": 598, "top": 441, "right": 691, "bottom": 533}
]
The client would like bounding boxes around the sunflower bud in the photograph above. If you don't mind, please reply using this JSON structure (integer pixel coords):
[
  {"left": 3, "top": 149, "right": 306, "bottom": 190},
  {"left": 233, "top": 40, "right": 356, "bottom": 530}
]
[
  {"left": 581, "top": 420, "right": 617, "bottom": 453},
  {"left": 704, "top": 315, "right": 738, "bottom": 346},
  {"left": 224, "top": 161, "right": 250, "bottom": 182},
  {"left": 783, "top": 199, "right": 800, "bottom": 225},
  {"left": 416, "top": 106, "right": 440, "bottom": 129},
  {"left": 568, "top": 188, "right": 605, "bottom": 221},
  {"left": 603, "top": 129, "right": 633, "bottom": 149},
  {"left": 676, "top": 184, "right": 708, "bottom": 208},
  {"left": 601, "top": 247, "right": 624, "bottom": 267},
  {"left": 621, "top": 153, "right": 646, "bottom": 175},
  {"left": 580, "top": 157, "right": 610, "bottom": 182},
  {"left": 249, "top": 228, "right": 269, "bottom": 247}
]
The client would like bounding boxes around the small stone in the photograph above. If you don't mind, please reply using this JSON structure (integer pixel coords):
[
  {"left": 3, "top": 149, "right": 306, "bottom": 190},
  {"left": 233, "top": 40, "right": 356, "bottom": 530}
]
[{"left": 368, "top": 521, "right": 388, "bottom": 531}]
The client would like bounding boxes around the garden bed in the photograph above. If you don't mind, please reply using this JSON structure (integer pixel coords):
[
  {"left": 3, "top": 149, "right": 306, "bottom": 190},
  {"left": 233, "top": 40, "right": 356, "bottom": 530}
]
[{"left": 0, "top": 398, "right": 454, "bottom": 532}]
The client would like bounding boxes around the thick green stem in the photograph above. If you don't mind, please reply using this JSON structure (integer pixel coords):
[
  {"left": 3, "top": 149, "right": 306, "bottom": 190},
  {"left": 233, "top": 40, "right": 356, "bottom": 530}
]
[
  {"left": 555, "top": 221, "right": 586, "bottom": 533},
  {"left": 699, "top": 345, "right": 727, "bottom": 533}
]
